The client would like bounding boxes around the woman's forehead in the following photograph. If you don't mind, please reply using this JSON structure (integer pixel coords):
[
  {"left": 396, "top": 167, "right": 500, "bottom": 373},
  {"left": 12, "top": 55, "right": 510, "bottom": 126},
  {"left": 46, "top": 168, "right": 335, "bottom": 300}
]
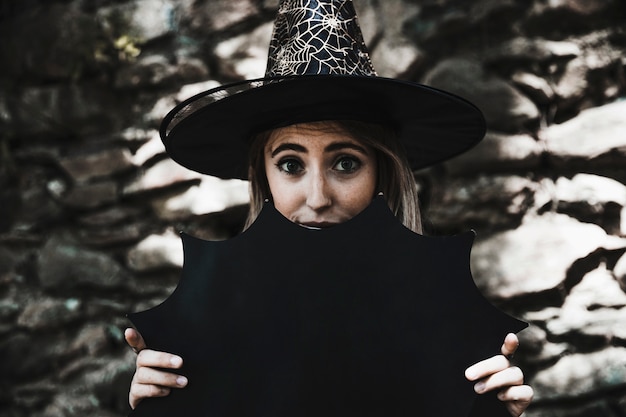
[{"left": 265, "top": 121, "right": 360, "bottom": 146}]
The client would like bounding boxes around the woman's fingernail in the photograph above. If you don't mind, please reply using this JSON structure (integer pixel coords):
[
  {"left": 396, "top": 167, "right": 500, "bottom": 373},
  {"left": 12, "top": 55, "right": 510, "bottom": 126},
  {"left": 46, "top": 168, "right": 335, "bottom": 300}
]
[
  {"left": 170, "top": 356, "right": 183, "bottom": 367},
  {"left": 176, "top": 376, "right": 188, "bottom": 386},
  {"left": 474, "top": 381, "right": 486, "bottom": 393}
]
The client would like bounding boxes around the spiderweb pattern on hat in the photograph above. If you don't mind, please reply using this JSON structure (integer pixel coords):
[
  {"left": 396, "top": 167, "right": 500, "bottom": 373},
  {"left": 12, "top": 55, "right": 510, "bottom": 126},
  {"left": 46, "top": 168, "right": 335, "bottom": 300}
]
[{"left": 267, "top": 0, "right": 376, "bottom": 76}]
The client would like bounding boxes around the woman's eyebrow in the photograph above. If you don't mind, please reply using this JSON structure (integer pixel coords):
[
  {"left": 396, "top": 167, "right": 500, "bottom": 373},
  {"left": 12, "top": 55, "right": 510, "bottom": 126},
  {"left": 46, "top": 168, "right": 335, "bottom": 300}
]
[
  {"left": 270, "top": 143, "right": 307, "bottom": 157},
  {"left": 325, "top": 141, "right": 369, "bottom": 155}
]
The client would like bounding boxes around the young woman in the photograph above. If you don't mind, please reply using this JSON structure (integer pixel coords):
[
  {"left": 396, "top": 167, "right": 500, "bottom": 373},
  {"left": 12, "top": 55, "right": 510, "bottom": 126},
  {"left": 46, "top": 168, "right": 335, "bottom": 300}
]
[
  {"left": 125, "top": 1, "right": 534, "bottom": 415},
  {"left": 126, "top": 120, "right": 533, "bottom": 416}
]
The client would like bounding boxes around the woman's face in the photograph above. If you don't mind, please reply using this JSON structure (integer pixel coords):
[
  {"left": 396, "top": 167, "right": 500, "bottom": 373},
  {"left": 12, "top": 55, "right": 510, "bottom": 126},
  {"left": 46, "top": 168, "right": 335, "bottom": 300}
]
[{"left": 264, "top": 123, "right": 378, "bottom": 229}]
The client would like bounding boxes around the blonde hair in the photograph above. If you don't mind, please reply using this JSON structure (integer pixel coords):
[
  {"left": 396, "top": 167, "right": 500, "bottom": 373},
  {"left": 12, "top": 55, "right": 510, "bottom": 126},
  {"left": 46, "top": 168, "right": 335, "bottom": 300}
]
[{"left": 244, "top": 120, "right": 422, "bottom": 233}]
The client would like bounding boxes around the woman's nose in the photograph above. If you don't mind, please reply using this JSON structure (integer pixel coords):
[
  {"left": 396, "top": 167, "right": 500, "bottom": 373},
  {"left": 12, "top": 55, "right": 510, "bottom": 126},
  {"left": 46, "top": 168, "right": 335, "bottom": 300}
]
[{"left": 306, "top": 173, "right": 332, "bottom": 210}]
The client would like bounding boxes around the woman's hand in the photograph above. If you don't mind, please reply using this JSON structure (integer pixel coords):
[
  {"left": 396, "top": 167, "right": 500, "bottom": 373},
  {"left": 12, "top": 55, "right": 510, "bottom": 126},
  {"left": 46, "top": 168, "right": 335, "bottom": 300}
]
[
  {"left": 465, "top": 333, "right": 534, "bottom": 417},
  {"left": 125, "top": 328, "right": 188, "bottom": 410}
]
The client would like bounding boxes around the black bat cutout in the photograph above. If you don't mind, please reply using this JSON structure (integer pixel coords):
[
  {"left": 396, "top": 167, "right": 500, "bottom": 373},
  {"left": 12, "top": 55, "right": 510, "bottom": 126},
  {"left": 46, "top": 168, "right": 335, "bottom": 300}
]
[{"left": 128, "top": 195, "right": 527, "bottom": 417}]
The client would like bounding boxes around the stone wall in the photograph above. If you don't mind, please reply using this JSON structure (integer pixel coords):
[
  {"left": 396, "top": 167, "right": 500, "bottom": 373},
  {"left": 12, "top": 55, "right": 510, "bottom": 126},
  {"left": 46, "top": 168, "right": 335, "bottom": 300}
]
[{"left": 1, "top": 0, "right": 625, "bottom": 416}]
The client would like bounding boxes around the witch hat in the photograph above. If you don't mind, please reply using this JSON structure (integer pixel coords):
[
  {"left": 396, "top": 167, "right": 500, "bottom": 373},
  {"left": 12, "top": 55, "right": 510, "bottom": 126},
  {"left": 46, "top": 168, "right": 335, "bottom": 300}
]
[{"left": 160, "top": 0, "right": 485, "bottom": 179}]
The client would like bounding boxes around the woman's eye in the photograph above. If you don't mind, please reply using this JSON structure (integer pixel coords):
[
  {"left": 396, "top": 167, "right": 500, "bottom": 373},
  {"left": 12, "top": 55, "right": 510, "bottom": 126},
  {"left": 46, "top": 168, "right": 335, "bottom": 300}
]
[
  {"left": 334, "top": 157, "right": 361, "bottom": 172},
  {"left": 277, "top": 159, "right": 303, "bottom": 174}
]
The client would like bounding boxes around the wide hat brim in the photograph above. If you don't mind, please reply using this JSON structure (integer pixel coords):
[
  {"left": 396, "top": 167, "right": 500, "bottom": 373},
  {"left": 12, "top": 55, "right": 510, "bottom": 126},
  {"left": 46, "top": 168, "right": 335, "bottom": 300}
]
[{"left": 160, "top": 74, "right": 486, "bottom": 180}]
